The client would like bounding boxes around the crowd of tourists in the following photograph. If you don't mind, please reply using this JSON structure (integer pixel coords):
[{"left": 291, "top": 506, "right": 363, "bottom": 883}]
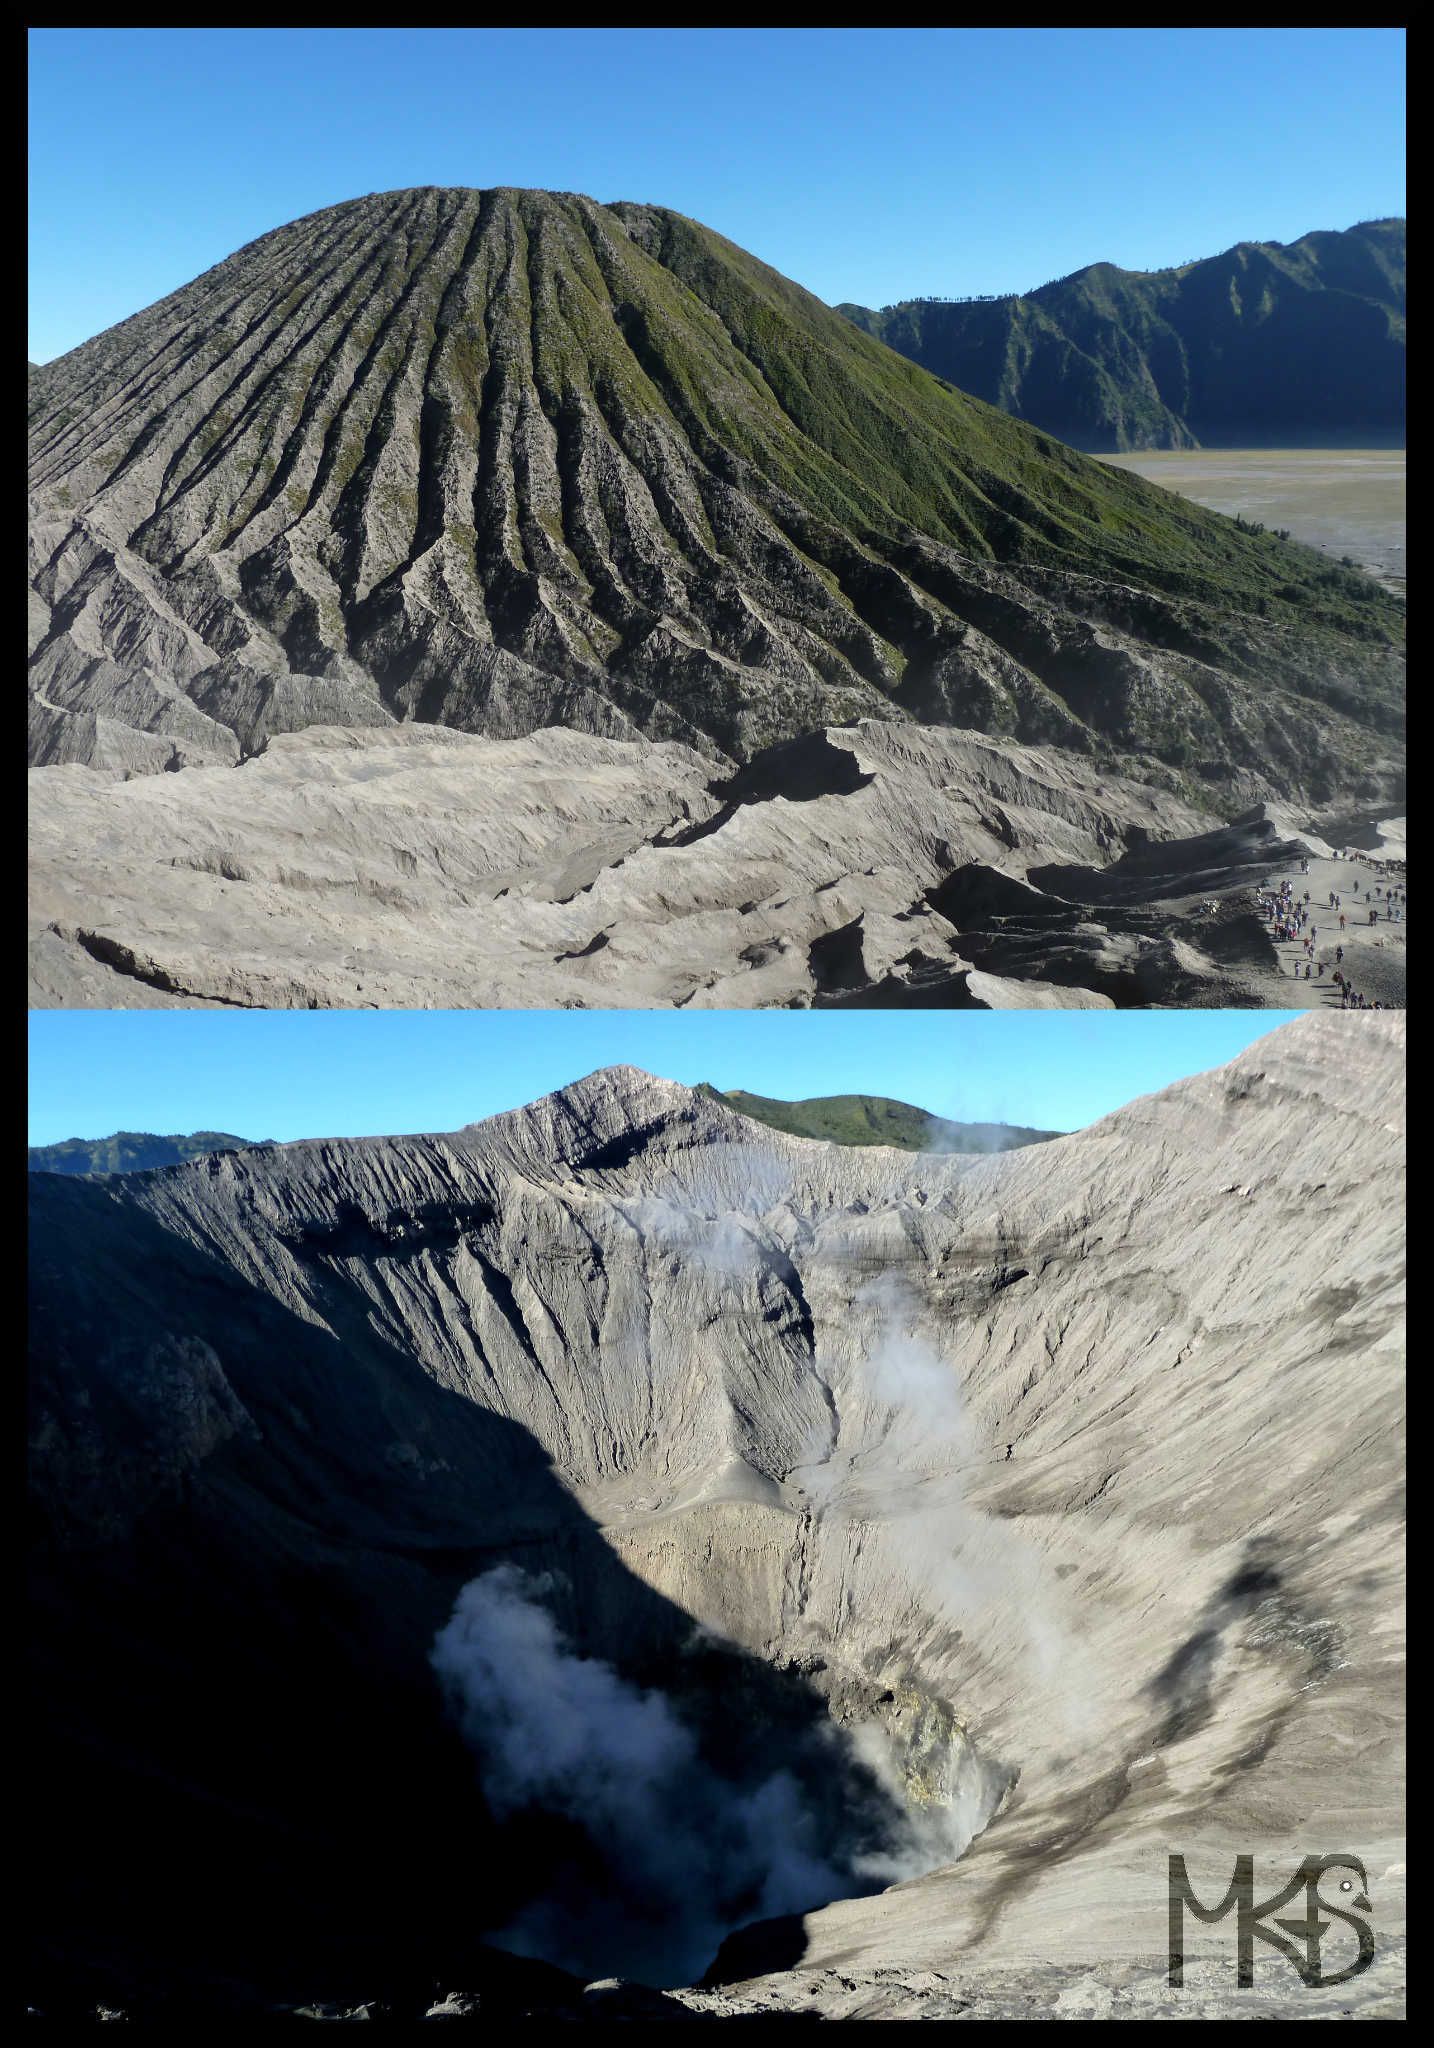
[{"left": 1250, "top": 852, "right": 1406, "bottom": 1008}]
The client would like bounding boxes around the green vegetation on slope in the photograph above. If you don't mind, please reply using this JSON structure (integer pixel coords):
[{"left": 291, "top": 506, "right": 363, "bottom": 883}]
[
  {"left": 840, "top": 219, "right": 1405, "bottom": 453},
  {"left": 701, "top": 1086, "right": 1059, "bottom": 1153},
  {"left": 614, "top": 202, "right": 1402, "bottom": 616},
  {"left": 28, "top": 1131, "right": 267, "bottom": 1176},
  {"left": 27, "top": 189, "right": 1403, "bottom": 797}
]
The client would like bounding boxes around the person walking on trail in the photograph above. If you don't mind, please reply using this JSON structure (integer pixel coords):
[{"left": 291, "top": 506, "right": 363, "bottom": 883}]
[
  {"left": 1339, "top": 914, "right": 1347, "bottom": 930},
  {"left": 1336, "top": 945, "right": 1343, "bottom": 964}
]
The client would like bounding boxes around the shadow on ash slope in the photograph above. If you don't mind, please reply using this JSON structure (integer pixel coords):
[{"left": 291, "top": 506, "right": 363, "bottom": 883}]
[
  {"left": 27, "top": 717, "right": 1364, "bottom": 1011},
  {"left": 27, "top": 1018, "right": 1404, "bottom": 2012},
  {"left": 427, "top": 1264, "right": 1022, "bottom": 1988}
]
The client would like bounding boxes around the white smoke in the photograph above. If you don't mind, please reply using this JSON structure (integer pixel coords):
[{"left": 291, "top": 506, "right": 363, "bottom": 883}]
[
  {"left": 432, "top": 1563, "right": 893, "bottom": 1987},
  {"left": 856, "top": 1271, "right": 971, "bottom": 1445},
  {"left": 619, "top": 1194, "right": 771, "bottom": 1280},
  {"left": 812, "top": 1274, "right": 1100, "bottom": 1732},
  {"left": 921, "top": 1104, "right": 1024, "bottom": 1159},
  {"left": 841, "top": 1718, "right": 1002, "bottom": 1883},
  {"left": 428, "top": 1133, "right": 1095, "bottom": 1987}
]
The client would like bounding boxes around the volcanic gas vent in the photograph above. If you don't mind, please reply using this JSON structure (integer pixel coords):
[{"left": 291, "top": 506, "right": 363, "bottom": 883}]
[{"left": 429, "top": 1561, "right": 1011, "bottom": 1988}]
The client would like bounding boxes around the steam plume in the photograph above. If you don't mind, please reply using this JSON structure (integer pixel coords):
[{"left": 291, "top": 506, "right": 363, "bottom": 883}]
[
  {"left": 431, "top": 1557, "right": 999, "bottom": 1986},
  {"left": 434, "top": 1564, "right": 860, "bottom": 1985}
]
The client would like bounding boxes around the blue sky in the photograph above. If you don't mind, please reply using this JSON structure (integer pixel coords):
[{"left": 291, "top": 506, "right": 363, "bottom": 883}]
[
  {"left": 29, "top": 27, "right": 1404, "bottom": 362},
  {"left": 28, "top": 1011, "right": 1301, "bottom": 1148}
]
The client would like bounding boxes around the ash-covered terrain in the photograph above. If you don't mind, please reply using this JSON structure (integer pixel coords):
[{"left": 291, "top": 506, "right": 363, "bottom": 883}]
[
  {"left": 27, "top": 1015, "right": 1405, "bottom": 2019},
  {"left": 27, "top": 187, "right": 1404, "bottom": 1013},
  {"left": 27, "top": 188, "right": 1402, "bottom": 784},
  {"left": 30, "top": 718, "right": 1396, "bottom": 1010}
]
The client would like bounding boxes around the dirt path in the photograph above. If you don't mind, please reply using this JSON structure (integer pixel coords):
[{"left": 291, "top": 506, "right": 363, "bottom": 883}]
[{"left": 1235, "top": 840, "right": 1406, "bottom": 1009}]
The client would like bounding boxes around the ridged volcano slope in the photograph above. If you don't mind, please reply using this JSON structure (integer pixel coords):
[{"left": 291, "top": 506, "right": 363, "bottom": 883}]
[{"left": 29, "top": 188, "right": 1402, "bottom": 794}]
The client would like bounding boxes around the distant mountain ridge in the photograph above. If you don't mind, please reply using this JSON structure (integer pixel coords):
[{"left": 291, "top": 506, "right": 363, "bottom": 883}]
[
  {"left": 27, "top": 1100, "right": 1058, "bottom": 1172},
  {"left": 839, "top": 219, "right": 1405, "bottom": 452},
  {"left": 704, "top": 1087, "right": 1059, "bottom": 1152},
  {"left": 28, "top": 1130, "right": 267, "bottom": 1175}
]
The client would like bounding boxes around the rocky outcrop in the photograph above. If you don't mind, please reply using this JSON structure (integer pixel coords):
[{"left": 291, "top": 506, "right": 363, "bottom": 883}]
[
  {"left": 31, "top": 716, "right": 1347, "bottom": 1010},
  {"left": 28, "top": 1018, "right": 1405, "bottom": 2015},
  {"left": 29, "top": 188, "right": 1402, "bottom": 799}
]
